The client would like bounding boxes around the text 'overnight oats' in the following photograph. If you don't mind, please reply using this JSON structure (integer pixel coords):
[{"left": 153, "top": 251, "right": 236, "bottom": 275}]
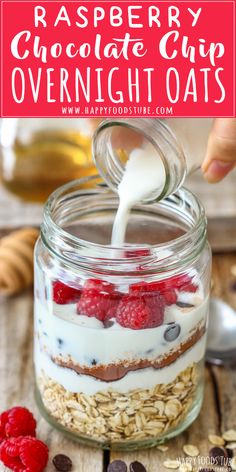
[{"left": 35, "top": 268, "right": 208, "bottom": 447}]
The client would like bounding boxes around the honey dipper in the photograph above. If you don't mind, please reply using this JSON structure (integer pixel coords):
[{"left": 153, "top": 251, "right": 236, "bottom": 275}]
[{"left": 0, "top": 227, "right": 39, "bottom": 296}]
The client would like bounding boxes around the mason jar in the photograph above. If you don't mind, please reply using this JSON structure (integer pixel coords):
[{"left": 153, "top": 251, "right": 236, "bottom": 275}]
[
  {"left": 34, "top": 176, "right": 211, "bottom": 450},
  {"left": 93, "top": 118, "right": 213, "bottom": 202},
  {"left": 0, "top": 118, "right": 100, "bottom": 202}
]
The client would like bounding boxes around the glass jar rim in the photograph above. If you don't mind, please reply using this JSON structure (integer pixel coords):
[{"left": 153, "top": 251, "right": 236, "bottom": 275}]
[
  {"left": 41, "top": 175, "right": 207, "bottom": 276},
  {"left": 92, "top": 118, "right": 186, "bottom": 201}
]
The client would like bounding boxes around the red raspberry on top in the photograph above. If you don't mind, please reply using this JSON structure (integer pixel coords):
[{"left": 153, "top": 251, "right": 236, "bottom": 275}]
[
  {"left": 53, "top": 280, "right": 82, "bottom": 304},
  {"left": 130, "top": 281, "right": 177, "bottom": 306},
  {"left": 77, "top": 279, "right": 121, "bottom": 322},
  {"left": 0, "top": 412, "right": 7, "bottom": 443},
  {"left": 0, "top": 436, "right": 49, "bottom": 472},
  {"left": 0, "top": 407, "right": 36, "bottom": 443},
  {"left": 130, "top": 273, "right": 197, "bottom": 306},
  {"left": 84, "top": 279, "right": 115, "bottom": 292},
  {"left": 116, "top": 293, "right": 164, "bottom": 330}
]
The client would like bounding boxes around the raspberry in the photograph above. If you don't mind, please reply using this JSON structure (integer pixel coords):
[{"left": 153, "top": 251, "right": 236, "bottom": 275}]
[
  {"left": 152, "top": 274, "right": 198, "bottom": 293},
  {"left": 53, "top": 281, "right": 82, "bottom": 304},
  {"left": 0, "top": 436, "right": 48, "bottom": 472},
  {"left": 130, "top": 274, "right": 197, "bottom": 306},
  {"left": 84, "top": 279, "right": 115, "bottom": 292},
  {"left": 77, "top": 278, "right": 121, "bottom": 321},
  {"left": 116, "top": 293, "right": 164, "bottom": 330},
  {"left": 130, "top": 281, "right": 177, "bottom": 305},
  {"left": 0, "top": 412, "right": 7, "bottom": 443},
  {"left": 77, "top": 288, "right": 121, "bottom": 322},
  {"left": 0, "top": 407, "right": 36, "bottom": 443}
]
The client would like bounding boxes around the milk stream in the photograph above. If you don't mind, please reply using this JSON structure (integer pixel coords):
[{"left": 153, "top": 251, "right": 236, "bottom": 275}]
[{"left": 111, "top": 143, "right": 166, "bottom": 246}]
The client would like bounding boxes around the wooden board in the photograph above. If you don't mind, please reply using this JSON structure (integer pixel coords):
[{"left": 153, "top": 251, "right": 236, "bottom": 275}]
[
  {"left": 0, "top": 292, "right": 104, "bottom": 472},
  {"left": 0, "top": 251, "right": 236, "bottom": 471}
]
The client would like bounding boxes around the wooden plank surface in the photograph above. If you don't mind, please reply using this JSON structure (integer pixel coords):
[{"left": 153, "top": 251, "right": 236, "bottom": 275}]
[
  {"left": 0, "top": 292, "right": 104, "bottom": 472},
  {"left": 0, "top": 235, "right": 236, "bottom": 471}
]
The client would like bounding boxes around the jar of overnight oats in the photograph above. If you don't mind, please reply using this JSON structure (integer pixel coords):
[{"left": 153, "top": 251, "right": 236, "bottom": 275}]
[
  {"left": 93, "top": 118, "right": 213, "bottom": 203},
  {"left": 34, "top": 175, "right": 211, "bottom": 450}
]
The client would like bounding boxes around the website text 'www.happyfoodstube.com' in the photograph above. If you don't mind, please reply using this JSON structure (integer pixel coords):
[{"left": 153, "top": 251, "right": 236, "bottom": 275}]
[
  {"left": 175, "top": 455, "right": 232, "bottom": 470},
  {"left": 61, "top": 105, "right": 174, "bottom": 116}
]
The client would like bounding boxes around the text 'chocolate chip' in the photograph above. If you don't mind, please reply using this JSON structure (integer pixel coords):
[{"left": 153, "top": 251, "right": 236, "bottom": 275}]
[
  {"left": 52, "top": 454, "right": 72, "bottom": 471},
  {"left": 108, "top": 460, "right": 127, "bottom": 472},
  {"left": 164, "top": 323, "right": 181, "bottom": 342},
  {"left": 130, "top": 460, "right": 147, "bottom": 472}
]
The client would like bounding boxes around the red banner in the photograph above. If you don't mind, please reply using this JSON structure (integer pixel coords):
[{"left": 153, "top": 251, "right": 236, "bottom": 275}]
[{"left": 0, "top": 1, "right": 235, "bottom": 117}]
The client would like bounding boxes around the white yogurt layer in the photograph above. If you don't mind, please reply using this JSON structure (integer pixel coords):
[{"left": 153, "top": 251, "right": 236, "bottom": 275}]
[
  {"left": 35, "top": 296, "right": 208, "bottom": 368},
  {"left": 35, "top": 333, "right": 206, "bottom": 395}
]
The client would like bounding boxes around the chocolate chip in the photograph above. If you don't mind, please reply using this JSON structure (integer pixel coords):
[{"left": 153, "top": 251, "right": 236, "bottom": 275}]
[
  {"left": 226, "top": 448, "right": 234, "bottom": 459},
  {"left": 91, "top": 359, "right": 97, "bottom": 365},
  {"left": 57, "top": 338, "right": 63, "bottom": 348},
  {"left": 146, "top": 348, "right": 154, "bottom": 354},
  {"left": 209, "top": 447, "right": 228, "bottom": 465},
  {"left": 230, "top": 281, "right": 236, "bottom": 292},
  {"left": 176, "top": 301, "right": 194, "bottom": 308},
  {"left": 104, "top": 320, "right": 115, "bottom": 328},
  {"left": 52, "top": 454, "right": 72, "bottom": 471},
  {"left": 107, "top": 460, "right": 127, "bottom": 472},
  {"left": 45, "top": 285, "right": 49, "bottom": 300},
  {"left": 164, "top": 323, "right": 181, "bottom": 342},
  {"left": 130, "top": 461, "right": 147, "bottom": 472},
  {"left": 199, "top": 469, "right": 215, "bottom": 472}
]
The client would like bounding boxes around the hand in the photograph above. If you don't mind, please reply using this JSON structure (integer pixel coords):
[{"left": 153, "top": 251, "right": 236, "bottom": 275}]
[{"left": 202, "top": 118, "right": 236, "bottom": 182}]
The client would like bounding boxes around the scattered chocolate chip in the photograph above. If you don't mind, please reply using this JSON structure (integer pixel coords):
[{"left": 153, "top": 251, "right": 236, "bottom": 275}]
[
  {"left": 164, "top": 323, "right": 181, "bottom": 342},
  {"left": 130, "top": 461, "right": 147, "bottom": 472},
  {"left": 104, "top": 320, "right": 115, "bottom": 328},
  {"left": 176, "top": 301, "right": 194, "bottom": 308},
  {"left": 52, "top": 454, "right": 72, "bottom": 471},
  {"left": 199, "top": 469, "right": 214, "bottom": 472},
  {"left": 45, "top": 286, "right": 49, "bottom": 300},
  {"left": 57, "top": 338, "right": 63, "bottom": 348},
  {"left": 230, "top": 281, "right": 236, "bottom": 292},
  {"left": 91, "top": 359, "right": 97, "bottom": 365},
  {"left": 226, "top": 448, "right": 234, "bottom": 459},
  {"left": 108, "top": 460, "right": 127, "bottom": 472},
  {"left": 209, "top": 447, "right": 228, "bottom": 465},
  {"left": 146, "top": 348, "right": 154, "bottom": 354}
]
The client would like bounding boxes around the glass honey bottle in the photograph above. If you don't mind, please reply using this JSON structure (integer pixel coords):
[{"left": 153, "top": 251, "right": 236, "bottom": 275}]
[{"left": 0, "top": 118, "right": 100, "bottom": 202}]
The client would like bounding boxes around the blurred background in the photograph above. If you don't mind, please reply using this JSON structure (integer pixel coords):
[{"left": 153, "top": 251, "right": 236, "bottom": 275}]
[
  {"left": 0, "top": 117, "right": 235, "bottom": 250},
  {"left": 0, "top": 118, "right": 101, "bottom": 226}
]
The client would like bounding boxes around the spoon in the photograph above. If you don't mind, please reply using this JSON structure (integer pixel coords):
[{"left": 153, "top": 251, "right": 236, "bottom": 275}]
[{"left": 206, "top": 297, "right": 236, "bottom": 365}]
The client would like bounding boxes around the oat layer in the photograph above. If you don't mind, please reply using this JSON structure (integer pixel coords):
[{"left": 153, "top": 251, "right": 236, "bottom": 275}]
[{"left": 37, "top": 363, "right": 200, "bottom": 443}]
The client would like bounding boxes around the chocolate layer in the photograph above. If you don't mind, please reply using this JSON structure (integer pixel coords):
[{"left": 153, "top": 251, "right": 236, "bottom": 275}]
[{"left": 51, "top": 324, "right": 206, "bottom": 382}]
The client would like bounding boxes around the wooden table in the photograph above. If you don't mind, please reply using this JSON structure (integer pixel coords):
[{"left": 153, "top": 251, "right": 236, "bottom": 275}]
[{"left": 0, "top": 248, "right": 236, "bottom": 472}]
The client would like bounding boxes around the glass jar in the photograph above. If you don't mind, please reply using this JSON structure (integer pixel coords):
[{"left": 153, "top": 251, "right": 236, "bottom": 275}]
[
  {"left": 93, "top": 118, "right": 213, "bottom": 202},
  {"left": 34, "top": 176, "right": 211, "bottom": 450},
  {"left": 0, "top": 118, "right": 100, "bottom": 202}
]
